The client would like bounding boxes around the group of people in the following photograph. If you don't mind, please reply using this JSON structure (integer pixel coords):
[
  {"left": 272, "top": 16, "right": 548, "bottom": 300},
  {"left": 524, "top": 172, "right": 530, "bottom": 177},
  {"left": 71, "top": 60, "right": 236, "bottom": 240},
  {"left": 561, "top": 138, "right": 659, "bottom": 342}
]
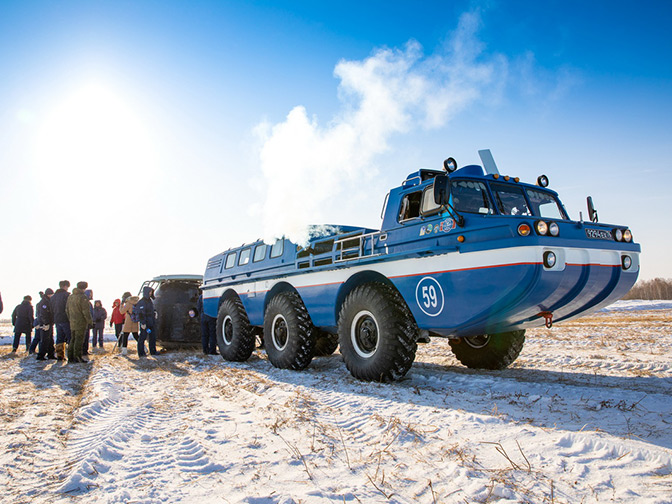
[{"left": 7, "top": 281, "right": 158, "bottom": 362}]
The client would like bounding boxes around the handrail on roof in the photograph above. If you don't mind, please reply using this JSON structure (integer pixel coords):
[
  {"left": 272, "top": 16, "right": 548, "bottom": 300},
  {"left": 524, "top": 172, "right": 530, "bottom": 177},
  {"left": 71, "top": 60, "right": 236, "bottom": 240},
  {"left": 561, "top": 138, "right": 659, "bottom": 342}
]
[{"left": 335, "top": 231, "right": 383, "bottom": 262}]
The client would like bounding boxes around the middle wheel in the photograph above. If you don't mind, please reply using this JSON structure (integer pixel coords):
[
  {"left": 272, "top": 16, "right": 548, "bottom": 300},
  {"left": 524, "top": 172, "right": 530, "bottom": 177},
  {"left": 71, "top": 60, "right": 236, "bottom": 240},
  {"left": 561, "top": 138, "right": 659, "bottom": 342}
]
[
  {"left": 263, "top": 291, "right": 316, "bottom": 370},
  {"left": 338, "top": 282, "right": 418, "bottom": 382}
]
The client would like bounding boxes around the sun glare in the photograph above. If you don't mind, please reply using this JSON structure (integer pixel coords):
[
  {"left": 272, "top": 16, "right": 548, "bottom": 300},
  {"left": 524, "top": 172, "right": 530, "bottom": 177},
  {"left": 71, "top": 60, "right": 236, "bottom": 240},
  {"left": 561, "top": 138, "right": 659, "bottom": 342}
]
[{"left": 35, "top": 82, "right": 156, "bottom": 197}]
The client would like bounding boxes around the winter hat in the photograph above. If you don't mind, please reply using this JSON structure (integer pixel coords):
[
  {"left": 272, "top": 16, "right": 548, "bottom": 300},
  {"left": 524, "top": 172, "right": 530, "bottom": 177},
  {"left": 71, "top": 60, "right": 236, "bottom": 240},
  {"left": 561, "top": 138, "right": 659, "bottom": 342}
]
[
  {"left": 113, "top": 298, "right": 121, "bottom": 306},
  {"left": 45, "top": 288, "right": 54, "bottom": 296},
  {"left": 84, "top": 289, "right": 93, "bottom": 300},
  {"left": 122, "top": 291, "right": 132, "bottom": 302},
  {"left": 77, "top": 281, "right": 88, "bottom": 290},
  {"left": 59, "top": 280, "right": 70, "bottom": 289},
  {"left": 23, "top": 295, "right": 32, "bottom": 301}
]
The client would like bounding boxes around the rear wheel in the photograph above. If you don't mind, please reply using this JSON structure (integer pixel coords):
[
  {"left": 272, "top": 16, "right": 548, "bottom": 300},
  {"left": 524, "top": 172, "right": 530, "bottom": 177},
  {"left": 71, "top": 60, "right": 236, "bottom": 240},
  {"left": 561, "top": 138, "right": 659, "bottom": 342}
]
[
  {"left": 338, "top": 283, "right": 418, "bottom": 382},
  {"left": 263, "top": 292, "right": 315, "bottom": 370},
  {"left": 216, "top": 298, "right": 255, "bottom": 362},
  {"left": 449, "top": 330, "right": 525, "bottom": 369}
]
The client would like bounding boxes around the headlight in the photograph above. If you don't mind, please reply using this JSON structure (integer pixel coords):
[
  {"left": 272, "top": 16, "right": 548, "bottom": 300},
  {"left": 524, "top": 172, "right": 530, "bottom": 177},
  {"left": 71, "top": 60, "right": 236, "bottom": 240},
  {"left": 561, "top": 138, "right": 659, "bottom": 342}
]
[
  {"left": 543, "top": 251, "right": 557, "bottom": 268},
  {"left": 518, "top": 223, "right": 531, "bottom": 236},
  {"left": 535, "top": 221, "right": 548, "bottom": 235},
  {"left": 613, "top": 228, "right": 623, "bottom": 241},
  {"left": 622, "top": 255, "right": 632, "bottom": 270},
  {"left": 623, "top": 229, "right": 632, "bottom": 242},
  {"left": 549, "top": 222, "right": 560, "bottom": 236}
]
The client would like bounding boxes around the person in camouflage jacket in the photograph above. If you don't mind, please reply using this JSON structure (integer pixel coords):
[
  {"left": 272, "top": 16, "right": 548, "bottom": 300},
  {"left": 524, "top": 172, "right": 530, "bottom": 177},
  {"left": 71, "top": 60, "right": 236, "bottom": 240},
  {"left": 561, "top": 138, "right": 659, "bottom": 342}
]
[{"left": 65, "top": 281, "right": 93, "bottom": 363}]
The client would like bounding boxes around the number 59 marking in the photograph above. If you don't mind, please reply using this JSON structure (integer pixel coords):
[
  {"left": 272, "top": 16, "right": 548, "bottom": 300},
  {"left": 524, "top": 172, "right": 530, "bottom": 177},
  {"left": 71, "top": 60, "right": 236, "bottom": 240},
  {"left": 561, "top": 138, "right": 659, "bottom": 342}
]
[{"left": 415, "top": 277, "right": 444, "bottom": 317}]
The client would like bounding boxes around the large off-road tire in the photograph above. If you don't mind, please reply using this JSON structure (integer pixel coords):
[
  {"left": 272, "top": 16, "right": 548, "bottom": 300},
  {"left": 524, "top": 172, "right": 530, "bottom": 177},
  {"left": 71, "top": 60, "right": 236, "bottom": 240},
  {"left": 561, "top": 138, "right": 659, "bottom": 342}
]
[
  {"left": 448, "top": 330, "right": 525, "bottom": 370},
  {"left": 338, "top": 283, "right": 418, "bottom": 382},
  {"left": 217, "top": 297, "right": 255, "bottom": 362},
  {"left": 263, "top": 292, "right": 316, "bottom": 370},
  {"left": 314, "top": 330, "right": 339, "bottom": 357}
]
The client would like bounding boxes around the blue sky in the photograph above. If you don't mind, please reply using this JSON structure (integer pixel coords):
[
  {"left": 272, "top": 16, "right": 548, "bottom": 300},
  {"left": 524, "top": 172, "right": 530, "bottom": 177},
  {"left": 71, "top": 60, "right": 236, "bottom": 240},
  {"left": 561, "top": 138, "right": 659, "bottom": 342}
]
[{"left": 0, "top": 0, "right": 670, "bottom": 310}]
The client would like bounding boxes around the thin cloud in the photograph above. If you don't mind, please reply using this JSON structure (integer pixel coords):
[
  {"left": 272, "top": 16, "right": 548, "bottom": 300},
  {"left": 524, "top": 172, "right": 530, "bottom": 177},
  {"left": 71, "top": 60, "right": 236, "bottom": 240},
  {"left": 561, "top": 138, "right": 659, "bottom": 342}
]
[{"left": 253, "top": 10, "right": 572, "bottom": 244}]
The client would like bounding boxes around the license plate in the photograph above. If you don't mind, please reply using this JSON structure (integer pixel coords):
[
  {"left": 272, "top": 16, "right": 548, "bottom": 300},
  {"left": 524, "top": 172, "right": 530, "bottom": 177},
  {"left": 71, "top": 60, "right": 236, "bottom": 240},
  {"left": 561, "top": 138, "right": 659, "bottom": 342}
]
[{"left": 585, "top": 228, "right": 612, "bottom": 240}]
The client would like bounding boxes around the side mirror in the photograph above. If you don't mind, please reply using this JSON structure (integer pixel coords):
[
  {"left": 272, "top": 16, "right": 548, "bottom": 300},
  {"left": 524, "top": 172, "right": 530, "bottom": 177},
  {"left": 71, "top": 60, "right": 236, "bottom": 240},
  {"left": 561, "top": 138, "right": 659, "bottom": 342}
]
[
  {"left": 433, "top": 174, "right": 450, "bottom": 206},
  {"left": 587, "top": 196, "right": 599, "bottom": 223}
]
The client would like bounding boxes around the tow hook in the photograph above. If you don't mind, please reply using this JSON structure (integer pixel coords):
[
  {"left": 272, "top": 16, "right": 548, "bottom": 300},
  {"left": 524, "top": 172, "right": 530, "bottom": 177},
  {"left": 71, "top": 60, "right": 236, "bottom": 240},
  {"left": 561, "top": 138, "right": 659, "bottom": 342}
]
[{"left": 539, "top": 311, "right": 553, "bottom": 329}]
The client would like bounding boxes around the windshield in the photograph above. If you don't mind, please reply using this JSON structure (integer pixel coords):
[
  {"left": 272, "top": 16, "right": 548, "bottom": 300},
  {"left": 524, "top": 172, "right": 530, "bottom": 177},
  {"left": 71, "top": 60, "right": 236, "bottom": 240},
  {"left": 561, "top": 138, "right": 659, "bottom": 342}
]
[
  {"left": 525, "top": 188, "right": 568, "bottom": 219},
  {"left": 490, "top": 183, "right": 531, "bottom": 216},
  {"left": 450, "top": 180, "right": 495, "bottom": 214}
]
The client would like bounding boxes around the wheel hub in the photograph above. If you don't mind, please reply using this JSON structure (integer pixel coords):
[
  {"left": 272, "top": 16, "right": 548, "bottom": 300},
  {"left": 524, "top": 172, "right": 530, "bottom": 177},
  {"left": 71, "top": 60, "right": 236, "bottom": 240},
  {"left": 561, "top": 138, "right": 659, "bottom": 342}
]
[
  {"left": 352, "top": 310, "right": 379, "bottom": 358},
  {"left": 223, "top": 316, "right": 233, "bottom": 345},
  {"left": 272, "top": 314, "right": 288, "bottom": 351},
  {"left": 463, "top": 334, "right": 490, "bottom": 349}
]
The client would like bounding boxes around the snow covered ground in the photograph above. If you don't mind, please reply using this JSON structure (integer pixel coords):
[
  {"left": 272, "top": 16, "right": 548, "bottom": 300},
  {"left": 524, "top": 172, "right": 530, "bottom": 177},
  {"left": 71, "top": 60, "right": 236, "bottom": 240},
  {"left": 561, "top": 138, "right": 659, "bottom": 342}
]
[{"left": 1, "top": 300, "right": 671, "bottom": 503}]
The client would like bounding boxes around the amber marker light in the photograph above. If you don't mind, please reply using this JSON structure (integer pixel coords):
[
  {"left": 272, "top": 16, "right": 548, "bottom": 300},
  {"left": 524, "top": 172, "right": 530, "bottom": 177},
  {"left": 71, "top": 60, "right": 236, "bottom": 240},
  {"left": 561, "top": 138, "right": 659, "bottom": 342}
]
[
  {"left": 457, "top": 235, "right": 465, "bottom": 243},
  {"left": 504, "top": 175, "right": 510, "bottom": 181},
  {"left": 493, "top": 174, "right": 500, "bottom": 179},
  {"left": 514, "top": 177, "right": 520, "bottom": 182},
  {"left": 517, "top": 223, "right": 531, "bottom": 236}
]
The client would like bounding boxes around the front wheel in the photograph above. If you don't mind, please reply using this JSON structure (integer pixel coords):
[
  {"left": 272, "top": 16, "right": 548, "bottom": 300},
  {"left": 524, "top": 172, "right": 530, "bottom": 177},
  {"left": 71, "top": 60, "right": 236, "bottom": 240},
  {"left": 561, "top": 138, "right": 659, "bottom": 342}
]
[
  {"left": 217, "top": 298, "right": 255, "bottom": 362},
  {"left": 338, "top": 283, "right": 418, "bottom": 382},
  {"left": 448, "top": 330, "right": 525, "bottom": 370},
  {"left": 263, "top": 292, "right": 315, "bottom": 370}
]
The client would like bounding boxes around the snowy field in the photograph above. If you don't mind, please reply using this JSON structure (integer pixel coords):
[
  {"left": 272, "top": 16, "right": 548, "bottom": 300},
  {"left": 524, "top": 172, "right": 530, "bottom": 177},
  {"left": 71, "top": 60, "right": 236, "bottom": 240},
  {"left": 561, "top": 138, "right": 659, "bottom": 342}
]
[{"left": 1, "top": 300, "right": 671, "bottom": 504}]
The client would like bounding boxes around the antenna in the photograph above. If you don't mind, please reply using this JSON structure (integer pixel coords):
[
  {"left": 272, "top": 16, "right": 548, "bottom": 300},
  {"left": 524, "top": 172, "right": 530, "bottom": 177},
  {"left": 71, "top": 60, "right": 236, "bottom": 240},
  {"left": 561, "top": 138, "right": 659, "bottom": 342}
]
[{"left": 478, "top": 149, "right": 500, "bottom": 175}]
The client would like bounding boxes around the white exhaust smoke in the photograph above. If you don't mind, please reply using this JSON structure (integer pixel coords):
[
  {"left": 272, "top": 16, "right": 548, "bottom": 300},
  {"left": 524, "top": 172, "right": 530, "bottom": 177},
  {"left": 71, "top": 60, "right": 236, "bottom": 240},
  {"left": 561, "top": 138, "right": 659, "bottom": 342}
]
[{"left": 255, "top": 12, "right": 504, "bottom": 245}]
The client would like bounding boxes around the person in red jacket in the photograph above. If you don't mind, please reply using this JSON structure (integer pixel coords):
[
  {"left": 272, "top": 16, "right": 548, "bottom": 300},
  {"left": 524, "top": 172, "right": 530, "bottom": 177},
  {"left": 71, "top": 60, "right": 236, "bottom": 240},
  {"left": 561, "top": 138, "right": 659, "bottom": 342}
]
[{"left": 109, "top": 298, "right": 125, "bottom": 346}]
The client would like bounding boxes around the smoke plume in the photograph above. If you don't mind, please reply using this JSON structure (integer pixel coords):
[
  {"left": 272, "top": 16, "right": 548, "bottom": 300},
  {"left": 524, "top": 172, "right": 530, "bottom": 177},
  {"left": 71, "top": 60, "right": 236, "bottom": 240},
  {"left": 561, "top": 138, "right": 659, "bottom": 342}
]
[{"left": 255, "top": 12, "right": 505, "bottom": 245}]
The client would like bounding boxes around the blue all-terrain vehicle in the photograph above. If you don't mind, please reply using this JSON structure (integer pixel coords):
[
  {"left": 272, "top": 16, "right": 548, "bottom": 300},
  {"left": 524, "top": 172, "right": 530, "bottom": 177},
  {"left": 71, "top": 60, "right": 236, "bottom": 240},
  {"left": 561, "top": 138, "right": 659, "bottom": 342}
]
[{"left": 202, "top": 150, "right": 640, "bottom": 381}]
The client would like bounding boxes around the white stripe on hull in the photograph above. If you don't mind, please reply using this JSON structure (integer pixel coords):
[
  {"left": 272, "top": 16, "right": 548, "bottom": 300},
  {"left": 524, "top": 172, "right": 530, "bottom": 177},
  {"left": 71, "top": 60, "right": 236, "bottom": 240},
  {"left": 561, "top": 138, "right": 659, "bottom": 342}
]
[{"left": 202, "top": 245, "right": 639, "bottom": 301}]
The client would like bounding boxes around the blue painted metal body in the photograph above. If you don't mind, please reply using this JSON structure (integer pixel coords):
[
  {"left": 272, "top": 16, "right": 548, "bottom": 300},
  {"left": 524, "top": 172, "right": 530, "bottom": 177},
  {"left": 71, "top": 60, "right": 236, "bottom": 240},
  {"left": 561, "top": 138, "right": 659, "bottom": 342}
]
[{"left": 202, "top": 163, "right": 640, "bottom": 339}]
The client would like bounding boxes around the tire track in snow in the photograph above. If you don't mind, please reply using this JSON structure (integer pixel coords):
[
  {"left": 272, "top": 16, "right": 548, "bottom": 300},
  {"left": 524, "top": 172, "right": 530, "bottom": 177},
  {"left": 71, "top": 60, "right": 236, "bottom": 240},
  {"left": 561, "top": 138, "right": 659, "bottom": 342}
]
[{"left": 57, "top": 360, "right": 227, "bottom": 500}]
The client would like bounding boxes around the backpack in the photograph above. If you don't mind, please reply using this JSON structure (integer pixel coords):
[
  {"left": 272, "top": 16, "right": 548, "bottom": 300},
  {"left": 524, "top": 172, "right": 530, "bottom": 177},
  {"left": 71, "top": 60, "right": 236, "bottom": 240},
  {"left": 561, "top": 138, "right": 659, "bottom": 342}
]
[{"left": 130, "top": 304, "right": 141, "bottom": 323}]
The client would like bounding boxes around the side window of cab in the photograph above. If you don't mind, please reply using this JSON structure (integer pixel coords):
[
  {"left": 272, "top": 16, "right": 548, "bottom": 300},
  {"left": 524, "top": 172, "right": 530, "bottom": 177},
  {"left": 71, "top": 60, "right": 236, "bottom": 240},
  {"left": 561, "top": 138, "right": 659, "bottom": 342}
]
[
  {"left": 421, "top": 187, "right": 441, "bottom": 215},
  {"left": 398, "top": 191, "right": 422, "bottom": 222}
]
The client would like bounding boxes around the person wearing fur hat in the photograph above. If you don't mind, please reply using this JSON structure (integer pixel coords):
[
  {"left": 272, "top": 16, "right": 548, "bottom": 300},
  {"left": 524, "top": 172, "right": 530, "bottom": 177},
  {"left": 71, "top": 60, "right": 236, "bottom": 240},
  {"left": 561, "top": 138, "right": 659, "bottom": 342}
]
[
  {"left": 65, "top": 281, "right": 93, "bottom": 363},
  {"left": 51, "top": 280, "right": 71, "bottom": 360},
  {"left": 36, "top": 289, "right": 56, "bottom": 360},
  {"left": 118, "top": 291, "right": 140, "bottom": 355}
]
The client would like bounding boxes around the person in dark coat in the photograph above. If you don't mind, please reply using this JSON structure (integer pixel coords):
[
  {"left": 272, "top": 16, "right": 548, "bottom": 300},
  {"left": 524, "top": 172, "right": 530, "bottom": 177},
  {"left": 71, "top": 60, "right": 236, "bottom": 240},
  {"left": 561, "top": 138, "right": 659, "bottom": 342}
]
[
  {"left": 65, "top": 281, "right": 93, "bottom": 363},
  {"left": 51, "top": 280, "right": 71, "bottom": 360},
  {"left": 92, "top": 300, "right": 107, "bottom": 349},
  {"left": 82, "top": 289, "right": 94, "bottom": 355},
  {"left": 28, "top": 292, "right": 44, "bottom": 354},
  {"left": 197, "top": 293, "right": 217, "bottom": 355},
  {"left": 36, "top": 289, "right": 56, "bottom": 360},
  {"left": 11, "top": 296, "right": 34, "bottom": 352},
  {"left": 135, "top": 286, "right": 157, "bottom": 357}
]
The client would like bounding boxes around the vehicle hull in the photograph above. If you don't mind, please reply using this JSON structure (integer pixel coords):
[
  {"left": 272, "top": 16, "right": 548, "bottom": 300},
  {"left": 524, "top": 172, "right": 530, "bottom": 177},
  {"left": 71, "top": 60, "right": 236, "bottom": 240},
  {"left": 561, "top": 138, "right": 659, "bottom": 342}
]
[{"left": 203, "top": 244, "right": 638, "bottom": 338}]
